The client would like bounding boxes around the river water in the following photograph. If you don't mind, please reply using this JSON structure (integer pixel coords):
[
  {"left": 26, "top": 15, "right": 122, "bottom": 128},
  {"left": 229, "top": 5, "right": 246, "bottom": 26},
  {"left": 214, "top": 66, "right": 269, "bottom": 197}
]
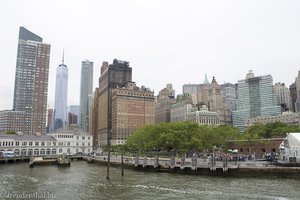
[{"left": 0, "top": 161, "right": 299, "bottom": 200}]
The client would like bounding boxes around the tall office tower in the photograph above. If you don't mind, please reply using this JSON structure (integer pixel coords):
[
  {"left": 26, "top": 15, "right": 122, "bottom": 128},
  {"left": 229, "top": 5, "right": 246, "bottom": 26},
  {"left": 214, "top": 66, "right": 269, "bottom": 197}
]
[
  {"left": 220, "top": 83, "right": 237, "bottom": 112},
  {"left": 273, "top": 83, "right": 292, "bottom": 111},
  {"left": 155, "top": 84, "right": 176, "bottom": 124},
  {"left": 290, "top": 83, "right": 297, "bottom": 112},
  {"left": 182, "top": 84, "right": 199, "bottom": 105},
  {"left": 111, "top": 82, "right": 155, "bottom": 145},
  {"left": 53, "top": 55, "right": 68, "bottom": 130},
  {"left": 13, "top": 27, "right": 51, "bottom": 134},
  {"left": 79, "top": 60, "right": 94, "bottom": 132},
  {"left": 232, "top": 70, "right": 281, "bottom": 132},
  {"left": 207, "top": 77, "right": 223, "bottom": 111},
  {"left": 98, "top": 59, "right": 132, "bottom": 145}
]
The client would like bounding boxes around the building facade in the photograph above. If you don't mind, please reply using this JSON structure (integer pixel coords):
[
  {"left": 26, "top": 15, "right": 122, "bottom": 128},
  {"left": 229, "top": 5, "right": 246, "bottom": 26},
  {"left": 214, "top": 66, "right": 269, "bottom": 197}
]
[
  {"left": 0, "top": 110, "right": 30, "bottom": 134},
  {"left": 232, "top": 71, "right": 281, "bottom": 132},
  {"left": 155, "top": 84, "right": 176, "bottom": 124},
  {"left": 13, "top": 27, "right": 51, "bottom": 134},
  {"left": 273, "top": 82, "right": 292, "bottom": 111},
  {"left": 53, "top": 57, "right": 68, "bottom": 131},
  {"left": 290, "top": 83, "right": 297, "bottom": 112},
  {"left": 97, "top": 59, "right": 132, "bottom": 145},
  {"left": 79, "top": 60, "right": 94, "bottom": 132},
  {"left": 246, "top": 112, "right": 300, "bottom": 127},
  {"left": 0, "top": 128, "right": 93, "bottom": 156},
  {"left": 220, "top": 82, "right": 237, "bottom": 112},
  {"left": 186, "top": 105, "right": 221, "bottom": 127},
  {"left": 170, "top": 94, "right": 193, "bottom": 122},
  {"left": 111, "top": 82, "right": 155, "bottom": 145}
]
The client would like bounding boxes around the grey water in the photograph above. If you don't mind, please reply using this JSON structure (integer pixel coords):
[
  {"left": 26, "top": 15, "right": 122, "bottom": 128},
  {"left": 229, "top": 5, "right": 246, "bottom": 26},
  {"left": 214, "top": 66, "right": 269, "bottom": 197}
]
[{"left": 0, "top": 161, "right": 299, "bottom": 200}]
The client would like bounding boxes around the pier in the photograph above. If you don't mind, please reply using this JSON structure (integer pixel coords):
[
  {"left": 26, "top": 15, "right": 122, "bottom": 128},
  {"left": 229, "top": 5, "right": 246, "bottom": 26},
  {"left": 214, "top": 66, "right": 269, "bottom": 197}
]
[{"left": 84, "top": 155, "right": 300, "bottom": 177}]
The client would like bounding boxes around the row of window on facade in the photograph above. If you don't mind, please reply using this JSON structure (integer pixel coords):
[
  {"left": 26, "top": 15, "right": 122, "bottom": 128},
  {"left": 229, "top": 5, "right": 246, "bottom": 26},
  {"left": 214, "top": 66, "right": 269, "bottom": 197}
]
[
  {"left": 0, "top": 141, "right": 91, "bottom": 147},
  {"left": 56, "top": 135, "right": 91, "bottom": 140},
  {"left": 1, "top": 148, "right": 88, "bottom": 156}
]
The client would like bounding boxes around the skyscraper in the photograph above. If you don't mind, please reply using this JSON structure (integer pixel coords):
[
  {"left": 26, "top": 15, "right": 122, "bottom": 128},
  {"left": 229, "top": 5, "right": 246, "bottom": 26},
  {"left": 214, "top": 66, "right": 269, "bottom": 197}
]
[
  {"left": 13, "top": 27, "right": 51, "bottom": 134},
  {"left": 79, "top": 60, "right": 93, "bottom": 132},
  {"left": 232, "top": 70, "right": 281, "bottom": 132},
  {"left": 53, "top": 54, "right": 68, "bottom": 130},
  {"left": 97, "top": 59, "right": 132, "bottom": 145}
]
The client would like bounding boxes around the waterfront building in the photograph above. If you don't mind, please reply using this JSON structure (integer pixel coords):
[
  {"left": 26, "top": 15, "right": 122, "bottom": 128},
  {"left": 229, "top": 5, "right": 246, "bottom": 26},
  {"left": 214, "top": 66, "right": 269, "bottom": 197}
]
[
  {"left": 79, "top": 60, "right": 93, "bottom": 132},
  {"left": 46, "top": 108, "right": 53, "bottom": 133},
  {"left": 232, "top": 71, "right": 281, "bottom": 132},
  {"left": 0, "top": 128, "right": 93, "bottom": 156},
  {"left": 279, "top": 133, "right": 300, "bottom": 164},
  {"left": 13, "top": 27, "right": 51, "bottom": 134},
  {"left": 273, "top": 82, "right": 292, "bottom": 111},
  {"left": 246, "top": 112, "right": 300, "bottom": 127},
  {"left": 170, "top": 94, "right": 193, "bottom": 122},
  {"left": 0, "top": 110, "right": 30, "bottom": 134},
  {"left": 290, "top": 83, "right": 297, "bottom": 112},
  {"left": 186, "top": 105, "right": 221, "bottom": 127},
  {"left": 53, "top": 55, "right": 68, "bottom": 131},
  {"left": 97, "top": 59, "right": 132, "bottom": 145},
  {"left": 155, "top": 84, "right": 176, "bottom": 124},
  {"left": 111, "top": 82, "right": 155, "bottom": 145}
]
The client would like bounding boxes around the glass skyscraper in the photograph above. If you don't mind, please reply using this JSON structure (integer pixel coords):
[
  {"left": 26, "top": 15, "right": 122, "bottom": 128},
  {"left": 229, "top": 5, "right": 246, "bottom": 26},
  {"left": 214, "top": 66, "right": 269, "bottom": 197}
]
[
  {"left": 53, "top": 57, "right": 68, "bottom": 130},
  {"left": 13, "top": 27, "right": 51, "bottom": 134},
  {"left": 79, "top": 60, "right": 93, "bottom": 132},
  {"left": 232, "top": 71, "right": 281, "bottom": 132}
]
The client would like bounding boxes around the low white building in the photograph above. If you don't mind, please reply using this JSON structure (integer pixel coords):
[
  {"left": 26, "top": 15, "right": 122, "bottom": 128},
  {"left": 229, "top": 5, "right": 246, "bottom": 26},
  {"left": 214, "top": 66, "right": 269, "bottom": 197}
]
[
  {"left": 279, "top": 133, "right": 300, "bottom": 163},
  {"left": 0, "top": 128, "right": 93, "bottom": 157}
]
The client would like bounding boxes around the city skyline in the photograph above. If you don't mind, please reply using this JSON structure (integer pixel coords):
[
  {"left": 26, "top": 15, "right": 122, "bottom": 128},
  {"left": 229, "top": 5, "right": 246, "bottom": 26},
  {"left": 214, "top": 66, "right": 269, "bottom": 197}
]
[{"left": 1, "top": 1, "right": 300, "bottom": 111}]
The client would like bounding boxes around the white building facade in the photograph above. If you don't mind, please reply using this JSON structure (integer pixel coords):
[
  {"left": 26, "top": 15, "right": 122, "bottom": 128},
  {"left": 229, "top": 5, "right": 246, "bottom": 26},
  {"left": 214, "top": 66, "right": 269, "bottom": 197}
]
[{"left": 0, "top": 128, "right": 92, "bottom": 156}]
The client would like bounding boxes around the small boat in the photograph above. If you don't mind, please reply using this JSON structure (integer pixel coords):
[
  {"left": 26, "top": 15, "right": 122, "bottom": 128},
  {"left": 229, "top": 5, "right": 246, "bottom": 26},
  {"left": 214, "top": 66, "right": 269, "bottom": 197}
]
[
  {"left": 29, "top": 157, "right": 57, "bottom": 168},
  {"left": 57, "top": 156, "right": 71, "bottom": 167}
]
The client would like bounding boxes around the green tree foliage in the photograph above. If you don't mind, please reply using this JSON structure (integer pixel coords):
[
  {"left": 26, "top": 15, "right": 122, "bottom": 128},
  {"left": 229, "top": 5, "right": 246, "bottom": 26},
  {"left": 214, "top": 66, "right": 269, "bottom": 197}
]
[{"left": 125, "top": 122, "right": 241, "bottom": 156}]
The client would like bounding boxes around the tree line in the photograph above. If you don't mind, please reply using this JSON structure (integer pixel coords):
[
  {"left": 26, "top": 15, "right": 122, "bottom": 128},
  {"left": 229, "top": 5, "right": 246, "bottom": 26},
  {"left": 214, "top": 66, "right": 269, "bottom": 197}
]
[{"left": 121, "top": 121, "right": 300, "bottom": 156}]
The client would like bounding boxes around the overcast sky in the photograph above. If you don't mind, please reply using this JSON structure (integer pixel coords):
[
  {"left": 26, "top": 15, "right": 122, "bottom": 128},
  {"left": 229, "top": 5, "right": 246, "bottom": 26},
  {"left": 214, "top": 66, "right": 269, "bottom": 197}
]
[{"left": 1, "top": 0, "right": 300, "bottom": 111}]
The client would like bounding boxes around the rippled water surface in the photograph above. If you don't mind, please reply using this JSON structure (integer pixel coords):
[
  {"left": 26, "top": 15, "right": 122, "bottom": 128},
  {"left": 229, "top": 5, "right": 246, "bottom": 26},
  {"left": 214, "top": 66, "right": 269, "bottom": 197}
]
[{"left": 0, "top": 161, "right": 299, "bottom": 200}]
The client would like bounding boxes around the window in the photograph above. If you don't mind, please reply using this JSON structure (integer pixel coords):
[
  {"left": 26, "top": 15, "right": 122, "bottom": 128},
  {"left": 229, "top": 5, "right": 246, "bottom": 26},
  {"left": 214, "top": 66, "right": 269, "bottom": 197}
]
[
  {"left": 35, "top": 142, "right": 39, "bottom": 146},
  {"left": 76, "top": 142, "right": 79, "bottom": 146},
  {"left": 82, "top": 142, "right": 85, "bottom": 146},
  {"left": 53, "top": 142, "right": 56, "bottom": 146},
  {"left": 59, "top": 148, "right": 62, "bottom": 153},
  {"left": 82, "top": 136, "right": 85, "bottom": 140},
  {"left": 76, "top": 136, "right": 79, "bottom": 140},
  {"left": 41, "top": 142, "right": 45, "bottom": 146},
  {"left": 22, "top": 142, "right": 27, "bottom": 146},
  {"left": 29, "top": 142, "right": 33, "bottom": 146},
  {"left": 16, "top": 142, "right": 19, "bottom": 146},
  {"left": 67, "top": 142, "right": 70, "bottom": 146}
]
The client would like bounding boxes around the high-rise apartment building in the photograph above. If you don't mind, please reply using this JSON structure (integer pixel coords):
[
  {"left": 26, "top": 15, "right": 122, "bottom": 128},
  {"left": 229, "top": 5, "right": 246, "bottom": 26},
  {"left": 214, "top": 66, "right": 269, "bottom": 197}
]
[
  {"left": 111, "top": 82, "right": 155, "bottom": 145},
  {"left": 79, "top": 60, "right": 93, "bottom": 132},
  {"left": 97, "top": 59, "right": 132, "bottom": 145},
  {"left": 0, "top": 110, "right": 30, "bottom": 133},
  {"left": 53, "top": 56, "right": 68, "bottom": 130},
  {"left": 13, "top": 27, "right": 51, "bottom": 134},
  {"left": 232, "top": 71, "right": 281, "bottom": 132}
]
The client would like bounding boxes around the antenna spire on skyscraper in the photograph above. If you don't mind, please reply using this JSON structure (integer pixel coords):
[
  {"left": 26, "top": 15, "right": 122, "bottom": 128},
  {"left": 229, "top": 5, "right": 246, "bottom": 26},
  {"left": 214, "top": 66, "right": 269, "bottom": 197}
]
[{"left": 62, "top": 48, "right": 65, "bottom": 65}]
